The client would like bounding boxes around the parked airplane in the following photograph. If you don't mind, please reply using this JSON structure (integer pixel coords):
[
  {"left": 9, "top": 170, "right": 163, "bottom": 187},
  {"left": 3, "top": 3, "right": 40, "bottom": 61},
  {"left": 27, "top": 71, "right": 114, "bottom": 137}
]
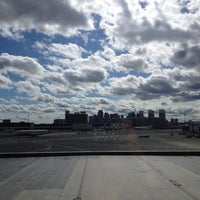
[{"left": 15, "top": 129, "right": 50, "bottom": 137}]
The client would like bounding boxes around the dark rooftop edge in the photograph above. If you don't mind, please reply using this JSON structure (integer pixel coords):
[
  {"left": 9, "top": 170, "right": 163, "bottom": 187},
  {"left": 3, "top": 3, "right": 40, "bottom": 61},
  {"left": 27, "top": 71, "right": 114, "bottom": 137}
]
[{"left": 1, "top": 151, "right": 200, "bottom": 158}]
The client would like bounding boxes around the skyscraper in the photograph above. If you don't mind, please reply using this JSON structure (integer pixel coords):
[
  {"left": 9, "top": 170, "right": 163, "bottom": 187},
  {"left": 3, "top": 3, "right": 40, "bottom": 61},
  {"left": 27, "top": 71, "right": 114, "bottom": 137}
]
[
  {"left": 159, "top": 109, "right": 166, "bottom": 120},
  {"left": 104, "top": 112, "right": 110, "bottom": 122},
  {"left": 97, "top": 110, "right": 103, "bottom": 122},
  {"left": 137, "top": 110, "right": 144, "bottom": 118},
  {"left": 148, "top": 110, "right": 155, "bottom": 119},
  {"left": 128, "top": 112, "right": 136, "bottom": 119}
]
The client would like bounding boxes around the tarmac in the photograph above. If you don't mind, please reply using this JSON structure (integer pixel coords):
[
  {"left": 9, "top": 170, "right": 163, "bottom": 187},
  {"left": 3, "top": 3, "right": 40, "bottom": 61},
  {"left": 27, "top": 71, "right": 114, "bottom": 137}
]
[
  {"left": 1, "top": 129, "right": 200, "bottom": 200},
  {"left": 0, "top": 129, "right": 200, "bottom": 153}
]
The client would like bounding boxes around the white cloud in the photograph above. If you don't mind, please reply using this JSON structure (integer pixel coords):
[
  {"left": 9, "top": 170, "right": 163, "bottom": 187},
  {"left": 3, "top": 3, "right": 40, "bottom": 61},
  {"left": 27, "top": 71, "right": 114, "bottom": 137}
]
[
  {"left": 83, "top": 0, "right": 200, "bottom": 49},
  {"left": 0, "top": 0, "right": 93, "bottom": 39},
  {"left": 50, "top": 43, "right": 85, "bottom": 59},
  {"left": 109, "top": 75, "right": 141, "bottom": 96},
  {"left": 37, "top": 93, "right": 55, "bottom": 103},
  {"left": 0, "top": 53, "right": 45, "bottom": 77},
  {"left": 0, "top": 74, "right": 13, "bottom": 89},
  {"left": 15, "top": 81, "right": 41, "bottom": 98},
  {"left": 40, "top": 64, "right": 109, "bottom": 96},
  {"left": 64, "top": 68, "right": 107, "bottom": 84},
  {"left": 34, "top": 42, "right": 86, "bottom": 60},
  {"left": 0, "top": 0, "right": 200, "bottom": 122},
  {"left": 171, "top": 45, "right": 200, "bottom": 70},
  {"left": 114, "top": 53, "right": 148, "bottom": 72}
]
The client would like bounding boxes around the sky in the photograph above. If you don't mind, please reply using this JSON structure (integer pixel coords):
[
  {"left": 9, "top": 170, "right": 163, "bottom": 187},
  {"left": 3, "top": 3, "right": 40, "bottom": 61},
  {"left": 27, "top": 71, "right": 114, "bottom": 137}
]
[{"left": 0, "top": 0, "right": 200, "bottom": 123}]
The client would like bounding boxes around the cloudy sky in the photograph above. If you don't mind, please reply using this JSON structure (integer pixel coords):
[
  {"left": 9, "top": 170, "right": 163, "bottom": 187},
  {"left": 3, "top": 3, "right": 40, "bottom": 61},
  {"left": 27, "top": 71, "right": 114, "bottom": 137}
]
[{"left": 0, "top": 0, "right": 200, "bottom": 123}]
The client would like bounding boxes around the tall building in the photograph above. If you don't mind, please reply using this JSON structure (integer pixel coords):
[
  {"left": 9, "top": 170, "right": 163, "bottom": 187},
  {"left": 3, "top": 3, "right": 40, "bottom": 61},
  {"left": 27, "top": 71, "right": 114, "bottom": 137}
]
[
  {"left": 98, "top": 110, "right": 103, "bottom": 118},
  {"left": 65, "top": 110, "right": 70, "bottom": 115},
  {"left": 159, "top": 109, "right": 166, "bottom": 120},
  {"left": 137, "top": 110, "right": 144, "bottom": 118},
  {"left": 127, "top": 112, "right": 136, "bottom": 119},
  {"left": 97, "top": 110, "right": 103, "bottom": 123},
  {"left": 148, "top": 110, "right": 154, "bottom": 119},
  {"left": 104, "top": 112, "right": 110, "bottom": 122}
]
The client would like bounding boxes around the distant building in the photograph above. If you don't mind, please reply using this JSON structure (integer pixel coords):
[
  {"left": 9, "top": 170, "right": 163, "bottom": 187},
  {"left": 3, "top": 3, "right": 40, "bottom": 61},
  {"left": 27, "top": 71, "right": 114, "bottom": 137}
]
[
  {"left": 171, "top": 118, "right": 179, "bottom": 125},
  {"left": 65, "top": 110, "right": 70, "bottom": 115},
  {"left": 2, "top": 119, "right": 11, "bottom": 124},
  {"left": 110, "top": 113, "right": 120, "bottom": 121},
  {"left": 88, "top": 109, "right": 170, "bottom": 129},
  {"left": 127, "top": 112, "right": 136, "bottom": 119},
  {"left": 128, "top": 109, "right": 169, "bottom": 128},
  {"left": 147, "top": 110, "right": 155, "bottom": 127},
  {"left": 0, "top": 121, "right": 33, "bottom": 133},
  {"left": 137, "top": 110, "right": 144, "bottom": 118},
  {"left": 148, "top": 110, "right": 154, "bottom": 119},
  {"left": 97, "top": 110, "right": 104, "bottom": 123},
  {"left": 188, "top": 121, "right": 200, "bottom": 137},
  {"left": 54, "top": 119, "right": 66, "bottom": 125},
  {"left": 89, "top": 116, "right": 94, "bottom": 124},
  {"left": 159, "top": 109, "right": 166, "bottom": 120},
  {"left": 104, "top": 112, "right": 110, "bottom": 122},
  {"left": 65, "top": 111, "right": 88, "bottom": 125}
]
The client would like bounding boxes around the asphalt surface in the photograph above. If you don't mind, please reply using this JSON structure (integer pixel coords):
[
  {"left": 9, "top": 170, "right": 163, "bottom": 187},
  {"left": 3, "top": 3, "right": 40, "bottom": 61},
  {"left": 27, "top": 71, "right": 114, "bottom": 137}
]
[{"left": 0, "top": 129, "right": 200, "bottom": 152}]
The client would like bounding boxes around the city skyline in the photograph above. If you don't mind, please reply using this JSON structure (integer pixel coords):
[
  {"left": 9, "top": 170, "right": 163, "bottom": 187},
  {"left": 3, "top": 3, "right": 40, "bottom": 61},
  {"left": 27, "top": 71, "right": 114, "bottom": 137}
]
[
  {"left": 1, "top": 108, "right": 180, "bottom": 124},
  {"left": 0, "top": 0, "right": 200, "bottom": 123}
]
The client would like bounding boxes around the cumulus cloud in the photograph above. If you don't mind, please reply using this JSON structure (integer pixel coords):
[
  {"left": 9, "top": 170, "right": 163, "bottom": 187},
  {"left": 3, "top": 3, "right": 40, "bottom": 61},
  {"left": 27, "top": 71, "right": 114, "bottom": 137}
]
[
  {"left": 136, "top": 77, "right": 179, "bottom": 100},
  {"left": 15, "top": 80, "right": 55, "bottom": 103},
  {"left": 94, "top": 0, "right": 199, "bottom": 49},
  {"left": 64, "top": 68, "right": 107, "bottom": 84},
  {"left": 0, "top": 0, "right": 200, "bottom": 122},
  {"left": 0, "top": 104, "right": 25, "bottom": 114},
  {"left": 37, "top": 93, "right": 55, "bottom": 103},
  {"left": 0, "top": 53, "right": 44, "bottom": 77},
  {"left": 115, "top": 17, "right": 196, "bottom": 45},
  {"left": 42, "top": 72, "right": 71, "bottom": 95},
  {"left": 110, "top": 75, "right": 140, "bottom": 96},
  {"left": 172, "top": 92, "right": 200, "bottom": 102},
  {"left": 50, "top": 43, "right": 85, "bottom": 59},
  {"left": 41, "top": 66, "right": 108, "bottom": 96},
  {"left": 87, "top": 97, "right": 112, "bottom": 106},
  {"left": 46, "top": 72, "right": 66, "bottom": 86},
  {"left": 0, "top": 0, "right": 91, "bottom": 39},
  {"left": 34, "top": 42, "right": 85, "bottom": 60},
  {"left": 170, "top": 71, "right": 200, "bottom": 91},
  {"left": 171, "top": 45, "right": 200, "bottom": 70},
  {"left": 15, "top": 81, "right": 41, "bottom": 97},
  {"left": 0, "top": 74, "right": 12, "bottom": 89},
  {"left": 110, "top": 75, "right": 179, "bottom": 100},
  {"left": 115, "top": 54, "right": 148, "bottom": 72}
]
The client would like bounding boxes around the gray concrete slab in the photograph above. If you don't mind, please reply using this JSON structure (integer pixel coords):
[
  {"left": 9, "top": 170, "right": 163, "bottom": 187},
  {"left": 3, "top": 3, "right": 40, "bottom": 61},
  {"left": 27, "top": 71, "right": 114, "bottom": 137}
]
[{"left": 0, "top": 156, "right": 200, "bottom": 200}]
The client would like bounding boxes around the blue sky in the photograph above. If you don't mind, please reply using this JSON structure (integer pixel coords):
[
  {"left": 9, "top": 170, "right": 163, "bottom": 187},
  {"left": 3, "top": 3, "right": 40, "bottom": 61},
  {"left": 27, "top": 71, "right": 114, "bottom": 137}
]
[{"left": 0, "top": 0, "right": 200, "bottom": 123}]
